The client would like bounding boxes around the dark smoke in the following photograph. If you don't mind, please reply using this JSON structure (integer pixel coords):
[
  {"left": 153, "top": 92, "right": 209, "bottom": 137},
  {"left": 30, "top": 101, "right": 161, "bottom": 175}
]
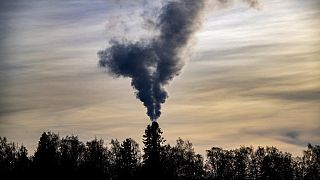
[
  {"left": 98, "top": 0, "right": 260, "bottom": 121},
  {"left": 98, "top": 0, "right": 206, "bottom": 121}
]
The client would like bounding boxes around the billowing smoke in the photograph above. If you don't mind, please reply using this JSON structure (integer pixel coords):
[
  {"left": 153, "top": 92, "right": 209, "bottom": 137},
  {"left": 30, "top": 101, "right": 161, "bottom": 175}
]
[
  {"left": 98, "top": 0, "right": 205, "bottom": 121},
  {"left": 98, "top": 0, "right": 259, "bottom": 121}
]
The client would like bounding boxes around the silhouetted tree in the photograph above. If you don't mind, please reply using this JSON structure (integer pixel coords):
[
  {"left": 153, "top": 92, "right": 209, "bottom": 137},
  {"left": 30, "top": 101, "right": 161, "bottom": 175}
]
[
  {"left": 292, "top": 156, "right": 304, "bottom": 180},
  {"left": 81, "top": 138, "right": 110, "bottom": 180},
  {"left": 33, "top": 132, "right": 60, "bottom": 179},
  {"left": 15, "top": 145, "right": 30, "bottom": 176},
  {"left": 59, "top": 135, "right": 85, "bottom": 178},
  {"left": 0, "top": 137, "right": 17, "bottom": 177},
  {"left": 162, "top": 138, "right": 205, "bottom": 180},
  {"left": 249, "top": 146, "right": 266, "bottom": 179},
  {"left": 119, "top": 138, "right": 141, "bottom": 179},
  {"left": 109, "top": 138, "right": 141, "bottom": 179},
  {"left": 234, "top": 146, "right": 253, "bottom": 179},
  {"left": 303, "top": 144, "right": 320, "bottom": 179},
  {"left": 142, "top": 121, "right": 166, "bottom": 179},
  {"left": 109, "top": 139, "right": 121, "bottom": 179},
  {"left": 206, "top": 147, "right": 235, "bottom": 179},
  {"left": 260, "top": 146, "right": 294, "bottom": 180}
]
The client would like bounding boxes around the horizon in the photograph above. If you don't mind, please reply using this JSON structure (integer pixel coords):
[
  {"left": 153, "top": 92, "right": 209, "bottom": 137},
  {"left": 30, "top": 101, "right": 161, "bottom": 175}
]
[
  {"left": 0, "top": 0, "right": 319, "bottom": 157},
  {"left": 0, "top": 123, "right": 317, "bottom": 158}
]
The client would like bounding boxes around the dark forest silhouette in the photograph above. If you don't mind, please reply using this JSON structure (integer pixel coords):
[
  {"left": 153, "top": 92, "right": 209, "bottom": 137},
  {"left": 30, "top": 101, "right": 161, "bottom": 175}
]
[{"left": 1, "top": 122, "right": 319, "bottom": 180}]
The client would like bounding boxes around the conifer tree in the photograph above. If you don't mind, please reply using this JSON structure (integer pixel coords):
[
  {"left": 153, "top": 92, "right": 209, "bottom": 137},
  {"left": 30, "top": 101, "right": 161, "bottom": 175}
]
[{"left": 142, "top": 122, "right": 165, "bottom": 179}]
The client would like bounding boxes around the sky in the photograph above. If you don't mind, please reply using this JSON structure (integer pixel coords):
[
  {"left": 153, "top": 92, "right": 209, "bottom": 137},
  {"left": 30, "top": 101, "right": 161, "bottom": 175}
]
[{"left": 0, "top": 0, "right": 319, "bottom": 156}]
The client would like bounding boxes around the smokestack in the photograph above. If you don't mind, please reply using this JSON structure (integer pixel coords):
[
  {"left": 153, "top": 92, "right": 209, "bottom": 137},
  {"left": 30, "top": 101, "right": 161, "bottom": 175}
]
[{"left": 98, "top": 0, "right": 260, "bottom": 121}]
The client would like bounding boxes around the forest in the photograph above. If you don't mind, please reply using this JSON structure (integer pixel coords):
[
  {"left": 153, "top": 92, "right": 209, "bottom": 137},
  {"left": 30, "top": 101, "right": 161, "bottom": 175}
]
[{"left": 1, "top": 122, "right": 319, "bottom": 180}]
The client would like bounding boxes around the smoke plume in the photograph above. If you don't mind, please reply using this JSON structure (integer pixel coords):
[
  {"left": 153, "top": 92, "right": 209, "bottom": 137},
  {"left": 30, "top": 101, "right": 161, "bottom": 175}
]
[
  {"left": 98, "top": 0, "right": 259, "bottom": 121},
  {"left": 98, "top": 0, "right": 205, "bottom": 121}
]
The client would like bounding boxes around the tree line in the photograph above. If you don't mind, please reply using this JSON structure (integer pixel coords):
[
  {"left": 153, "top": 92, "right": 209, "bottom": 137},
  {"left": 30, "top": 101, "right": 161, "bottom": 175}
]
[{"left": 1, "top": 122, "right": 319, "bottom": 180}]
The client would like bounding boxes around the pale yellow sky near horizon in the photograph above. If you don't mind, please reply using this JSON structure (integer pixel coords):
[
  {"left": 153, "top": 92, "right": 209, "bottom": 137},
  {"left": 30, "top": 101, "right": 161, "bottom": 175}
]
[{"left": 0, "top": 0, "right": 319, "bottom": 156}]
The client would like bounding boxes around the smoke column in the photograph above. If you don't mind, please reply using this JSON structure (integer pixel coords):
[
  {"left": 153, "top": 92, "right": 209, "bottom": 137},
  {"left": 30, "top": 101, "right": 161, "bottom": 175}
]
[
  {"left": 98, "top": 0, "right": 205, "bottom": 121},
  {"left": 98, "top": 0, "right": 259, "bottom": 121}
]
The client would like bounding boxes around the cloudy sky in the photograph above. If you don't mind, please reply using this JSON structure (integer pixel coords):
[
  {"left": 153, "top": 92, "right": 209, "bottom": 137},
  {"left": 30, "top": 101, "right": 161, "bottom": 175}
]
[{"left": 0, "top": 0, "right": 319, "bottom": 156}]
